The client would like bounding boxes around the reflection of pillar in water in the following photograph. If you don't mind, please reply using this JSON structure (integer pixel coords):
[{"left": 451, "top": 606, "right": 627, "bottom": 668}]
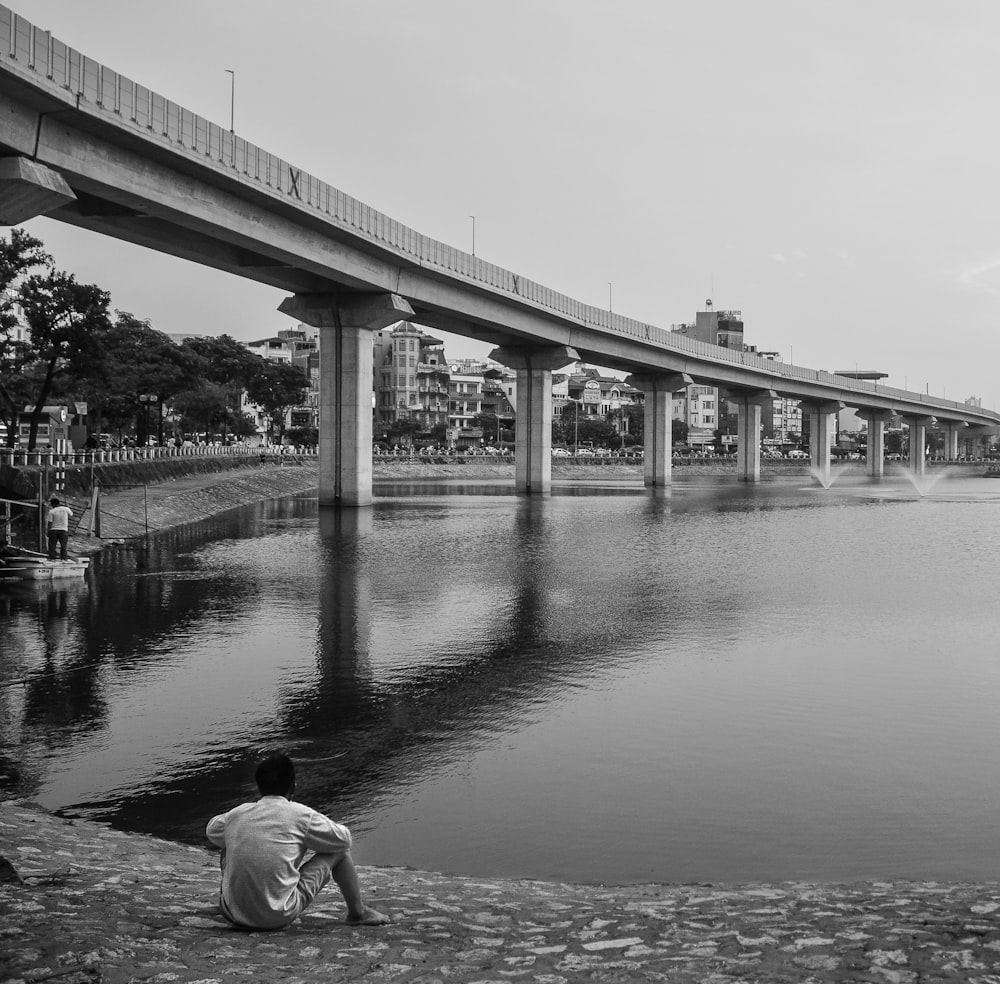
[
  {"left": 315, "top": 508, "right": 375, "bottom": 711},
  {"left": 500, "top": 495, "right": 552, "bottom": 646}
]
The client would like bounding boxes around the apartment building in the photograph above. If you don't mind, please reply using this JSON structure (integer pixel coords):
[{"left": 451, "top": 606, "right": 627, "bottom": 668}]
[
  {"left": 241, "top": 326, "right": 319, "bottom": 438},
  {"left": 373, "top": 322, "right": 450, "bottom": 433},
  {"left": 670, "top": 302, "right": 740, "bottom": 447}
]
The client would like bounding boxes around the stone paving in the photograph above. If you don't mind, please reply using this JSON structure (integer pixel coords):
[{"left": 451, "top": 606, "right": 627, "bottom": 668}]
[{"left": 3, "top": 802, "right": 1000, "bottom": 983}]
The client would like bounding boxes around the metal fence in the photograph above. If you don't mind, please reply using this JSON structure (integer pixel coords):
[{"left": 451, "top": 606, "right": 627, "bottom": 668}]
[{"left": 0, "top": 444, "right": 317, "bottom": 468}]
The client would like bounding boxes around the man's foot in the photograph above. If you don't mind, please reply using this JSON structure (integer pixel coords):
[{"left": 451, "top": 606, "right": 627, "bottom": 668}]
[{"left": 346, "top": 906, "right": 390, "bottom": 926}]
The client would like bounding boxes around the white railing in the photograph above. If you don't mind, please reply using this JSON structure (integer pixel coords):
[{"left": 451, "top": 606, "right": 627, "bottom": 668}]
[
  {"left": 1, "top": 6, "right": 997, "bottom": 425},
  {"left": 0, "top": 444, "right": 318, "bottom": 468}
]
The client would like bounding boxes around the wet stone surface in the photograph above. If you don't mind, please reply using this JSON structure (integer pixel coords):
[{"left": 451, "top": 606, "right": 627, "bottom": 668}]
[{"left": 2, "top": 801, "right": 1000, "bottom": 983}]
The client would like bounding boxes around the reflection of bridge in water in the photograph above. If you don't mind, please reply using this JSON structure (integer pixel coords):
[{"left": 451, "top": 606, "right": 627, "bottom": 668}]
[
  {"left": 1, "top": 5, "right": 999, "bottom": 505},
  {"left": 7, "top": 493, "right": 737, "bottom": 842}
]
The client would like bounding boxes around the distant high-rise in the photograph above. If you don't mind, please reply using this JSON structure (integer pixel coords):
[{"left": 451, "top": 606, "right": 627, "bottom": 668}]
[
  {"left": 672, "top": 301, "right": 744, "bottom": 349},
  {"left": 669, "top": 301, "right": 744, "bottom": 446}
]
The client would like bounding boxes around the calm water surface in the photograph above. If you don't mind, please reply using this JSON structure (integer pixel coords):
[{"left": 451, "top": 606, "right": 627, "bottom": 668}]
[{"left": 3, "top": 471, "right": 1000, "bottom": 885}]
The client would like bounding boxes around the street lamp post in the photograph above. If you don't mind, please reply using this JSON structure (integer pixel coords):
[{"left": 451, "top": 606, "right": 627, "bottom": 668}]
[
  {"left": 138, "top": 394, "right": 156, "bottom": 449},
  {"left": 225, "top": 69, "right": 235, "bottom": 131},
  {"left": 565, "top": 397, "right": 580, "bottom": 451}
]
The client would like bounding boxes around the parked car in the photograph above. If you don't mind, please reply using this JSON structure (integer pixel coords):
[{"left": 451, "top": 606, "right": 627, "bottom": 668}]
[
  {"left": 787, "top": 449, "right": 809, "bottom": 459},
  {"left": 552, "top": 447, "right": 572, "bottom": 457}
]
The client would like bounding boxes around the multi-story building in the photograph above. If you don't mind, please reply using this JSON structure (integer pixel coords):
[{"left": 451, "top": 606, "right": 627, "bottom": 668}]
[
  {"left": 446, "top": 360, "right": 485, "bottom": 440},
  {"left": 671, "top": 303, "right": 745, "bottom": 349},
  {"left": 3, "top": 289, "right": 27, "bottom": 344},
  {"left": 758, "top": 351, "right": 803, "bottom": 447},
  {"left": 239, "top": 327, "right": 319, "bottom": 440},
  {"left": 556, "top": 363, "right": 642, "bottom": 442},
  {"left": 670, "top": 302, "right": 743, "bottom": 447},
  {"left": 671, "top": 384, "right": 717, "bottom": 442},
  {"left": 373, "top": 322, "right": 450, "bottom": 433}
]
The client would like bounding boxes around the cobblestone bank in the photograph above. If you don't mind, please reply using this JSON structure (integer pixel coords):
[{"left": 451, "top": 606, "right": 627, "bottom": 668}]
[{"left": 3, "top": 802, "right": 1000, "bottom": 984}]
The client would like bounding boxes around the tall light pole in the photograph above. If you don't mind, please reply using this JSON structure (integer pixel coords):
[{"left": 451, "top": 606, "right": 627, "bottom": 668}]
[
  {"left": 138, "top": 393, "right": 156, "bottom": 447},
  {"left": 567, "top": 397, "right": 579, "bottom": 451},
  {"left": 469, "top": 215, "right": 475, "bottom": 256},
  {"left": 225, "top": 69, "right": 235, "bottom": 132}
]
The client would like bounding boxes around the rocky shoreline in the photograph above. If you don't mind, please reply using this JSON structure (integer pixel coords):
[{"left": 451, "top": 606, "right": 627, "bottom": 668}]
[{"left": 3, "top": 800, "right": 1000, "bottom": 983}]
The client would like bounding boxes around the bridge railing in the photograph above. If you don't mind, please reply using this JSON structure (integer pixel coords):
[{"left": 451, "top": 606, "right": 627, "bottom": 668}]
[{"left": 2, "top": 8, "right": 995, "bottom": 424}]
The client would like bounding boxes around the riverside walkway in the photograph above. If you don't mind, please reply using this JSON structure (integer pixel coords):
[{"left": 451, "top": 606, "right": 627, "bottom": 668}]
[{"left": 3, "top": 802, "right": 1000, "bottom": 983}]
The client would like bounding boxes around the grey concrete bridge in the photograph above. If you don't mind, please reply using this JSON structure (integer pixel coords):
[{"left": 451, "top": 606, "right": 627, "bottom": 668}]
[{"left": 1, "top": 6, "right": 997, "bottom": 504}]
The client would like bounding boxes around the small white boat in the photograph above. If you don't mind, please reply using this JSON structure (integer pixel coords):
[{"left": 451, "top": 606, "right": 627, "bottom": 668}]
[{"left": 0, "top": 547, "right": 90, "bottom": 581}]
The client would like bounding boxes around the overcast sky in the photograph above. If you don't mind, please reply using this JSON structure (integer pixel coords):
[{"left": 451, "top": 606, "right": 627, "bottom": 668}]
[{"left": 17, "top": 1, "right": 1000, "bottom": 407}]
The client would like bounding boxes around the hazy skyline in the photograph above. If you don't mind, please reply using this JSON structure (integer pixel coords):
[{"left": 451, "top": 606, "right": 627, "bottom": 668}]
[{"left": 17, "top": 1, "right": 1000, "bottom": 407}]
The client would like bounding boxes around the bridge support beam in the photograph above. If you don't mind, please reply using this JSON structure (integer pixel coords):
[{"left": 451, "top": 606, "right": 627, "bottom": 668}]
[
  {"left": 626, "top": 372, "right": 692, "bottom": 486},
  {"left": 800, "top": 400, "right": 844, "bottom": 486},
  {"left": 858, "top": 409, "right": 894, "bottom": 477},
  {"left": 489, "top": 344, "right": 579, "bottom": 494},
  {"left": 724, "top": 389, "right": 777, "bottom": 483},
  {"left": 900, "top": 414, "right": 935, "bottom": 476},
  {"left": 0, "top": 157, "right": 76, "bottom": 224},
  {"left": 279, "top": 292, "right": 414, "bottom": 507}
]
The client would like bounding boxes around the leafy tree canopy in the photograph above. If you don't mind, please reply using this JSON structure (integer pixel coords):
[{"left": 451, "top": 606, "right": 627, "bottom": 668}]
[
  {"left": 244, "top": 359, "right": 308, "bottom": 439},
  {"left": 17, "top": 267, "right": 112, "bottom": 448}
]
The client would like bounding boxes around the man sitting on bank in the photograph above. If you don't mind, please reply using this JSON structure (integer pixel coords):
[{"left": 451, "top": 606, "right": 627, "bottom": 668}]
[{"left": 206, "top": 753, "right": 389, "bottom": 929}]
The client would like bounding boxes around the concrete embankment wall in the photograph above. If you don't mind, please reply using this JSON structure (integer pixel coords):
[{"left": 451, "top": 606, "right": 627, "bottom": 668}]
[
  {"left": 5, "top": 455, "right": 319, "bottom": 549},
  {"left": 60, "top": 453, "right": 309, "bottom": 497}
]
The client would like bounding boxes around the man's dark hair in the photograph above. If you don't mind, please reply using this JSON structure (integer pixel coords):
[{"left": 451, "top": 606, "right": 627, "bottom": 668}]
[
  {"left": 255, "top": 754, "right": 295, "bottom": 796},
  {"left": 50, "top": 497, "right": 60, "bottom": 506}
]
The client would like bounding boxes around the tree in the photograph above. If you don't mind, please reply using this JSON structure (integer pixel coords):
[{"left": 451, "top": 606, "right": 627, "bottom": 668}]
[
  {"left": 17, "top": 268, "right": 112, "bottom": 449},
  {"left": 180, "top": 335, "right": 261, "bottom": 441},
  {"left": 75, "top": 311, "right": 195, "bottom": 443},
  {"left": 244, "top": 360, "right": 309, "bottom": 445},
  {"left": 672, "top": 418, "right": 688, "bottom": 445},
  {"left": 171, "top": 381, "right": 235, "bottom": 438},
  {"left": 0, "top": 229, "right": 51, "bottom": 445},
  {"left": 386, "top": 417, "right": 420, "bottom": 447},
  {"left": 472, "top": 410, "right": 507, "bottom": 444},
  {"left": 578, "top": 416, "right": 615, "bottom": 446},
  {"left": 623, "top": 404, "right": 644, "bottom": 443}
]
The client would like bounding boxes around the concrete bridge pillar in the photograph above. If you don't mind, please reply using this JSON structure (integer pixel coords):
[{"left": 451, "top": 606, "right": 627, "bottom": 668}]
[
  {"left": 489, "top": 344, "right": 579, "bottom": 494},
  {"left": 723, "top": 388, "right": 777, "bottom": 483},
  {"left": 625, "top": 372, "right": 692, "bottom": 486},
  {"left": 937, "top": 420, "right": 965, "bottom": 461},
  {"left": 900, "top": 414, "right": 934, "bottom": 476},
  {"left": 800, "top": 400, "right": 844, "bottom": 486},
  {"left": 858, "top": 409, "right": 894, "bottom": 477},
  {"left": 279, "top": 292, "right": 414, "bottom": 507}
]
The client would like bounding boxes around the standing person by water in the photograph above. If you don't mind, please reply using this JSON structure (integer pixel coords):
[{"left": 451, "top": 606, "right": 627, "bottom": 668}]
[
  {"left": 206, "top": 754, "right": 389, "bottom": 930},
  {"left": 46, "top": 497, "right": 72, "bottom": 560}
]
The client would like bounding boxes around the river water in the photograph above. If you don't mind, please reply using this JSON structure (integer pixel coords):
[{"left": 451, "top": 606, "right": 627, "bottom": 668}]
[{"left": 3, "top": 470, "right": 1000, "bottom": 885}]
